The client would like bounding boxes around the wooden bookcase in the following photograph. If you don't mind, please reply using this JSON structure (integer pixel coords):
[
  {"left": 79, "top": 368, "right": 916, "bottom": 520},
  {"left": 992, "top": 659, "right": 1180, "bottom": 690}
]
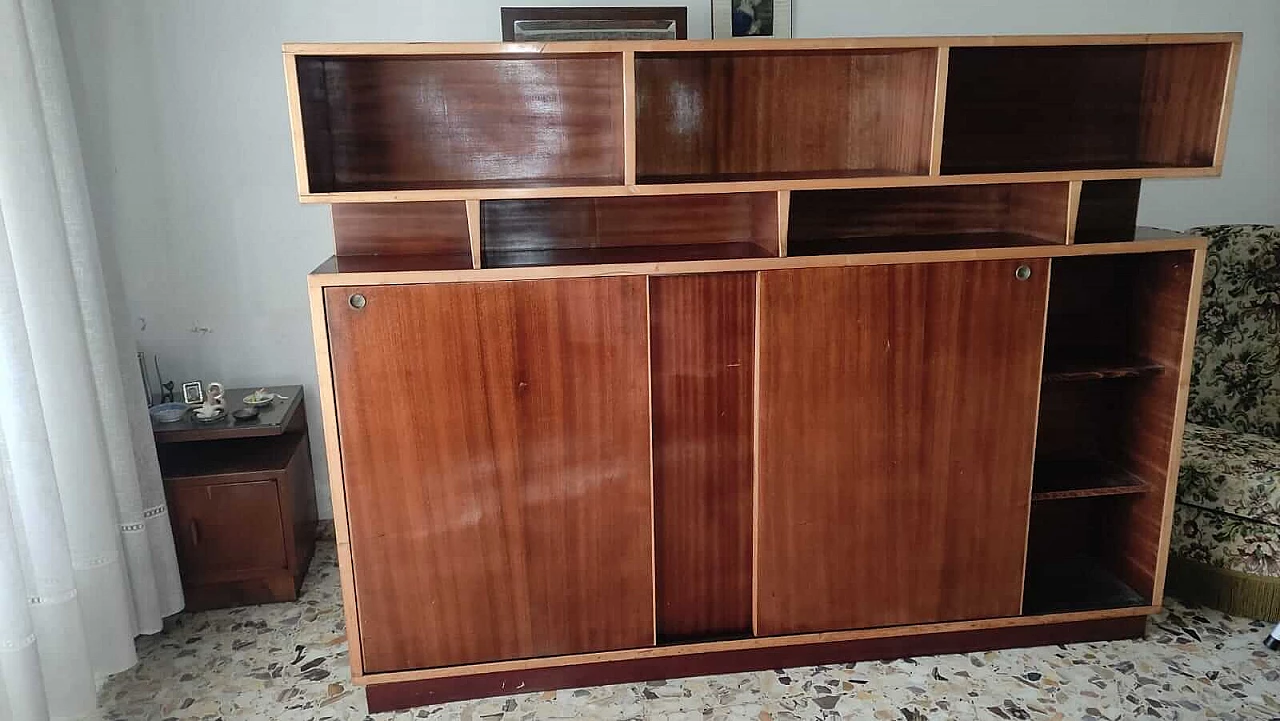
[{"left": 286, "top": 33, "right": 1238, "bottom": 712}]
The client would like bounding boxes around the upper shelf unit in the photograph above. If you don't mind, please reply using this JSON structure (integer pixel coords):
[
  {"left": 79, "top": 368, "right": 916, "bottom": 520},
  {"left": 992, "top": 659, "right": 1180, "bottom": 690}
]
[{"left": 284, "top": 34, "right": 1240, "bottom": 202}]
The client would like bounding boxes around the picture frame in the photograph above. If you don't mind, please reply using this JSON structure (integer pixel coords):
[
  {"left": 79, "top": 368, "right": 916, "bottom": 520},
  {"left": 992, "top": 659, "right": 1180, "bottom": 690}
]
[
  {"left": 712, "top": 0, "right": 793, "bottom": 39},
  {"left": 500, "top": 7, "right": 688, "bottom": 42},
  {"left": 181, "top": 381, "right": 205, "bottom": 405}
]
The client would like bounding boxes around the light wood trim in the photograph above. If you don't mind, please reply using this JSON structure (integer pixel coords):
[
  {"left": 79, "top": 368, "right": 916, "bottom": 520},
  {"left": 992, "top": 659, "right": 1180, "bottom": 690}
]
[
  {"left": 1017, "top": 260, "right": 1054, "bottom": 612},
  {"left": 1212, "top": 39, "right": 1242, "bottom": 169},
  {"left": 307, "top": 285, "right": 363, "bottom": 678},
  {"left": 354, "top": 604, "right": 1156, "bottom": 686},
  {"left": 622, "top": 51, "right": 637, "bottom": 186},
  {"left": 776, "top": 191, "right": 791, "bottom": 257},
  {"left": 283, "top": 33, "right": 1240, "bottom": 56},
  {"left": 283, "top": 53, "right": 311, "bottom": 197},
  {"left": 928, "top": 47, "right": 950, "bottom": 176},
  {"left": 645, "top": 276, "right": 657, "bottom": 645},
  {"left": 465, "top": 199, "right": 482, "bottom": 269},
  {"left": 1065, "top": 181, "right": 1082, "bottom": 244},
  {"left": 309, "top": 236, "right": 1206, "bottom": 288},
  {"left": 298, "top": 166, "right": 1221, "bottom": 204},
  {"left": 1150, "top": 246, "right": 1207, "bottom": 605},
  {"left": 750, "top": 271, "right": 763, "bottom": 635}
]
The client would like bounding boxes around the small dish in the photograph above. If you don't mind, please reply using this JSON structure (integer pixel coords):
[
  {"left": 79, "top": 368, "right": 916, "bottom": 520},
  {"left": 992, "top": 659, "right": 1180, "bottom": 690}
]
[
  {"left": 232, "top": 407, "right": 260, "bottom": 422},
  {"left": 192, "top": 407, "right": 226, "bottom": 424},
  {"left": 149, "top": 402, "right": 189, "bottom": 424},
  {"left": 243, "top": 389, "right": 277, "bottom": 408}
]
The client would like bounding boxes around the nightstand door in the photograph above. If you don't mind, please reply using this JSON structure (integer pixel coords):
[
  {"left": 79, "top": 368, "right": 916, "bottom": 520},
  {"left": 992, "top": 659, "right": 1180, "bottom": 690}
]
[{"left": 170, "top": 480, "right": 288, "bottom": 579}]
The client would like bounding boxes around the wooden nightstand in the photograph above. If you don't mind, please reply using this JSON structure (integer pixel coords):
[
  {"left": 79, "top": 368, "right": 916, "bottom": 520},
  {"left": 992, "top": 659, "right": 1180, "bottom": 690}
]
[{"left": 153, "top": 385, "right": 317, "bottom": 610}]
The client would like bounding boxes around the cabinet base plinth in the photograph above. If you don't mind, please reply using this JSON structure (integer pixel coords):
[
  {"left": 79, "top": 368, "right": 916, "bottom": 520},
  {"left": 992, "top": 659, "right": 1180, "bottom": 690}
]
[{"left": 365, "top": 615, "right": 1147, "bottom": 712}]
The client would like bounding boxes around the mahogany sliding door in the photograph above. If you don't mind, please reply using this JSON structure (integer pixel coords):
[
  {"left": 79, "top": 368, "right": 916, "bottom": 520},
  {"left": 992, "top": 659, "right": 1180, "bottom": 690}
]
[
  {"left": 325, "top": 277, "right": 654, "bottom": 673},
  {"left": 755, "top": 259, "right": 1049, "bottom": 635}
]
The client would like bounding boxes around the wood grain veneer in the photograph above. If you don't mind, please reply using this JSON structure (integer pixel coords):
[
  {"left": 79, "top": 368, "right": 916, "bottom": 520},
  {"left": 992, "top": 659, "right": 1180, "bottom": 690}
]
[
  {"left": 634, "top": 49, "right": 936, "bottom": 183},
  {"left": 324, "top": 277, "right": 654, "bottom": 673},
  {"left": 331, "top": 202, "right": 471, "bottom": 258},
  {"left": 649, "top": 273, "right": 755, "bottom": 642},
  {"left": 755, "top": 259, "right": 1049, "bottom": 634},
  {"left": 296, "top": 54, "right": 624, "bottom": 192}
]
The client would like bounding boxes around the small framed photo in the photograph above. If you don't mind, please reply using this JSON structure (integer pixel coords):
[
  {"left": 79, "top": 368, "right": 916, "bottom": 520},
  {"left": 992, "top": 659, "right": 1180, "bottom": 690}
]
[
  {"left": 712, "top": 0, "right": 792, "bottom": 39},
  {"left": 181, "top": 381, "right": 205, "bottom": 405},
  {"left": 501, "top": 7, "right": 688, "bottom": 42}
]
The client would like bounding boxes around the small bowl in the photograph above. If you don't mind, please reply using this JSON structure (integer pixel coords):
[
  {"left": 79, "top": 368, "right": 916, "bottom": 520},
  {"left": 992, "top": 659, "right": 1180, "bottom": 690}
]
[
  {"left": 149, "top": 402, "right": 189, "bottom": 424},
  {"left": 243, "top": 392, "right": 277, "bottom": 408},
  {"left": 192, "top": 406, "right": 226, "bottom": 423},
  {"left": 232, "top": 407, "right": 260, "bottom": 422}
]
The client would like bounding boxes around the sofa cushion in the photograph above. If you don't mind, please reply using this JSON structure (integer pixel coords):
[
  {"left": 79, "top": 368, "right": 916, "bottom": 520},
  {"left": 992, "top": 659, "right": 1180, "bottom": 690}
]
[
  {"left": 1179, "top": 422, "right": 1280, "bottom": 526},
  {"left": 1172, "top": 503, "right": 1280, "bottom": 578},
  {"left": 1185, "top": 224, "right": 1280, "bottom": 439}
]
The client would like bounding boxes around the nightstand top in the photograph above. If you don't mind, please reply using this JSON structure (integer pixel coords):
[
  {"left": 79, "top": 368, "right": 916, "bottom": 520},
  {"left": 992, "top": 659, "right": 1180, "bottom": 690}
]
[{"left": 151, "top": 385, "right": 304, "bottom": 443}]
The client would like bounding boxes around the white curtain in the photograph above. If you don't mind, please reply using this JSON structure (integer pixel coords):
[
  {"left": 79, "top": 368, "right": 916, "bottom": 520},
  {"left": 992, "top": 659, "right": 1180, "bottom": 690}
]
[{"left": 0, "top": 0, "right": 185, "bottom": 718}]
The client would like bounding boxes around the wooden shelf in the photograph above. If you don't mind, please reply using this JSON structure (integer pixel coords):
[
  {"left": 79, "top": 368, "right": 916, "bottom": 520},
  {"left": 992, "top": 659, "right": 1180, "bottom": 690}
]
[
  {"left": 942, "top": 43, "right": 1233, "bottom": 174},
  {"left": 790, "top": 232, "right": 1058, "bottom": 256},
  {"left": 1041, "top": 355, "right": 1164, "bottom": 383},
  {"left": 635, "top": 48, "right": 937, "bottom": 183},
  {"left": 637, "top": 169, "right": 919, "bottom": 185},
  {"left": 294, "top": 53, "right": 624, "bottom": 193},
  {"left": 484, "top": 242, "right": 774, "bottom": 269},
  {"left": 1023, "top": 555, "right": 1146, "bottom": 615},
  {"left": 1031, "top": 458, "right": 1149, "bottom": 501}
]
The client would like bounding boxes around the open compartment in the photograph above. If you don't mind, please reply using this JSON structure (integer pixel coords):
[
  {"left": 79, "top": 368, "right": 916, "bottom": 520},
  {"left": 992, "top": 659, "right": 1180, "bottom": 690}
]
[
  {"left": 635, "top": 48, "right": 937, "bottom": 184},
  {"left": 786, "top": 183, "right": 1069, "bottom": 255},
  {"left": 331, "top": 202, "right": 474, "bottom": 269},
  {"left": 941, "top": 43, "right": 1232, "bottom": 174},
  {"left": 1030, "top": 251, "right": 1195, "bottom": 605},
  {"left": 1023, "top": 497, "right": 1148, "bottom": 614},
  {"left": 481, "top": 193, "right": 779, "bottom": 268},
  {"left": 295, "top": 53, "right": 624, "bottom": 193}
]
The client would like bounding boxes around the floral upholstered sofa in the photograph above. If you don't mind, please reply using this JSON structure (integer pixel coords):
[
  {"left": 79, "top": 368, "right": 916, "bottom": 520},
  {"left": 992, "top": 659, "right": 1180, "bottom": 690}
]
[{"left": 1169, "top": 224, "right": 1280, "bottom": 620}]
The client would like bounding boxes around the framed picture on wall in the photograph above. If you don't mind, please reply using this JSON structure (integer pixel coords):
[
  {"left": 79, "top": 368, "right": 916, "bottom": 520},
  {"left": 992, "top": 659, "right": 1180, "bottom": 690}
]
[
  {"left": 500, "top": 7, "right": 688, "bottom": 42},
  {"left": 712, "top": 0, "right": 793, "bottom": 39}
]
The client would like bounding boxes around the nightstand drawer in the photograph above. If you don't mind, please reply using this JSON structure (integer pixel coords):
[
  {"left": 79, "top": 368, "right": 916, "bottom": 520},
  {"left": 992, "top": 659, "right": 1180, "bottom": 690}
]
[{"left": 170, "top": 480, "right": 288, "bottom": 580}]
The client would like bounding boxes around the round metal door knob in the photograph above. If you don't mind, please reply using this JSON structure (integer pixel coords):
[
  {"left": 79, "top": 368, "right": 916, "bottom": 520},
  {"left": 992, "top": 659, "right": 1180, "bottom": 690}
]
[
  {"left": 1015, "top": 265, "right": 1033, "bottom": 281},
  {"left": 349, "top": 293, "right": 367, "bottom": 309}
]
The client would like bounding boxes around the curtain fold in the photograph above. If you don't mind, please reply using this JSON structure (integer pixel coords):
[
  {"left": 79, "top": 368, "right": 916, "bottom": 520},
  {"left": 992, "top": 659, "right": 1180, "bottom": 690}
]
[{"left": 0, "top": 0, "right": 185, "bottom": 718}]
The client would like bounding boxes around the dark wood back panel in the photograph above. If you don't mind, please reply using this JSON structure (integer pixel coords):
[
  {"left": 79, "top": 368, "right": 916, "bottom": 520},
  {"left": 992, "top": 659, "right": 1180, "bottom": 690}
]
[
  {"left": 332, "top": 201, "right": 472, "bottom": 258},
  {"left": 325, "top": 278, "right": 654, "bottom": 672},
  {"left": 942, "top": 44, "right": 1229, "bottom": 173},
  {"left": 788, "top": 183, "right": 1069, "bottom": 251},
  {"left": 482, "top": 193, "right": 779, "bottom": 255},
  {"left": 650, "top": 273, "right": 755, "bottom": 642},
  {"left": 635, "top": 49, "right": 936, "bottom": 182},
  {"left": 297, "top": 54, "right": 624, "bottom": 192},
  {"left": 756, "top": 259, "right": 1048, "bottom": 634},
  {"left": 1075, "top": 180, "right": 1141, "bottom": 243}
]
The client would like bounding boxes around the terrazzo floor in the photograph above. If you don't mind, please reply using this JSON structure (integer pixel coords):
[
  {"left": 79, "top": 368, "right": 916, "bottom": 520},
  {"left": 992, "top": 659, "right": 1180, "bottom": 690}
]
[{"left": 98, "top": 539, "right": 1280, "bottom": 720}]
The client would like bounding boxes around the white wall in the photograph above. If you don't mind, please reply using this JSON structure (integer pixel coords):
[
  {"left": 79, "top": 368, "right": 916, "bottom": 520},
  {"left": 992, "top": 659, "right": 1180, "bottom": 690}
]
[{"left": 54, "top": 0, "right": 1280, "bottom": 519}]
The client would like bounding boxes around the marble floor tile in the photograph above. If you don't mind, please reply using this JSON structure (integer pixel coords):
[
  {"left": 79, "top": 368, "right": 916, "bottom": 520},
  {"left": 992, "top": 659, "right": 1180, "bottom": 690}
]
[{"left": 98, "top": 540, "right": 1280, "bottom": 720}]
